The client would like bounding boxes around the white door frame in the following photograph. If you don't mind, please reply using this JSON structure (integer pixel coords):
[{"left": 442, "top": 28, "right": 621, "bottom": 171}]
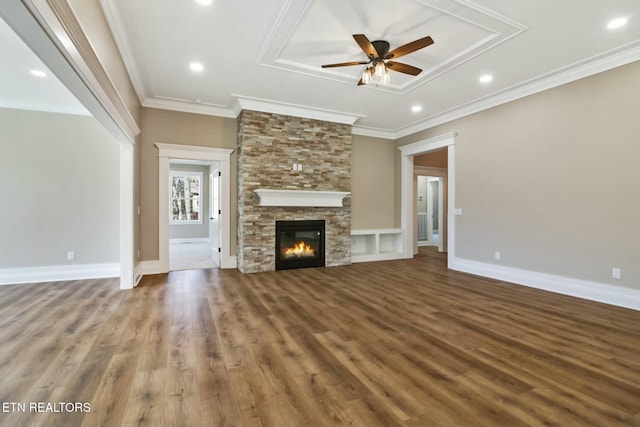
[
  {"left": 426, "top": 177, "right": 435, "bottom": 245},
  {"left": 209, "top": 167, "right": 221, "bottom": 266},
  {"left": 399, "top": 132, "right": 456, "bottom": 268},
  {"left": 156, "top": 143, "right": 234, "bottom": 272},
  {"left": 414, "top": 169, "right": 447, "bottom": 253}
]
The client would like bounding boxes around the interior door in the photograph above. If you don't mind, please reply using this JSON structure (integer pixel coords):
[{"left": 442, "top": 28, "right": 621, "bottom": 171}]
[
  {"left": 426, "top": 177, "right": 434, "bottom": 245},
  {"left": 209, "top": 170, "right": 221, "bottom": 265}
]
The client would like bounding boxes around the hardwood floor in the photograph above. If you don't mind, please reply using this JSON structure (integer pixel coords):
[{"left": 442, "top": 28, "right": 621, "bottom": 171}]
[{"left": 1, "top": 250, "right": 639, "bottom": 426}]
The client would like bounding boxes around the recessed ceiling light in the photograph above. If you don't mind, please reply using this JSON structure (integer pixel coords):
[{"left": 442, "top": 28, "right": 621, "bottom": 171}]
[
  {"left": 479, "top": 74, "right": 493, "bottom": 84},
  {"left": 607, "top": 17, "right": 628, "bottom": 30},
  {"left": 194, "top": 0, "right": 212, "bottom": 5},
  {"left": 189, "top": 62, "right": 204, "bottom": 72},
  {"left": 411, "top": 105, "right": 422, "bottom": 113},
  {"left": 30, "top": 69, "right": 47, "bottom": 78}
]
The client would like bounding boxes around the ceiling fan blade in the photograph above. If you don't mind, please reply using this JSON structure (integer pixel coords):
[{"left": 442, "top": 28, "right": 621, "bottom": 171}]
[
  {"left": 353, "top": 34, "right": 378, "bottom": 59},
  {"left": 321, "top": 61, "right": 369, "bottom": 68},
  {"left": 386, "top": 61, "right": 422, "bottom": 76},
  {"left": 384, "top": 36, "right": 434, "bottom": 60}
]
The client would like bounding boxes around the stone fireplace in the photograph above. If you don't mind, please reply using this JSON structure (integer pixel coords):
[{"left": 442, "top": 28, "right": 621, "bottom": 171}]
[{"left": 237, "top": 110, "right": 351, "bottom": 273}]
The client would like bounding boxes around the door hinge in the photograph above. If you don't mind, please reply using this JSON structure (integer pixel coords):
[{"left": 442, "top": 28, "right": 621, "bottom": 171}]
[
  {"left": 218, "top": 209, "right": 222, "bottom": 215},
  {"left": 218, "top": 247, "right": 221, "bottom": 253},
  {"left": 218, "top": 171, "right": 221, "bottom": 177}
]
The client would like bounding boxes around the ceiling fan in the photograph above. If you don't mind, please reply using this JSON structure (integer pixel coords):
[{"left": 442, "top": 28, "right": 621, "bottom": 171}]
[{"left": 321, "top": 34, "right": 434, "bottom": 85}]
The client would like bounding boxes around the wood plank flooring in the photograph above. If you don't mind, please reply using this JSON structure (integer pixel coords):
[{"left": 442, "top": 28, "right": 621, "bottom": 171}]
[{"left": 1, "top": 249, "right": 640, "bottom": 426}]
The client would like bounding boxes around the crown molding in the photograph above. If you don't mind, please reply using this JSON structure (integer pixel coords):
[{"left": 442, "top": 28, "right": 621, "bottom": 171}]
[
  {"left": 131, "top": 38, "right": 638, "bottom": 141},
  {"left": 143, "top": 95, "right": 365, "bottom": 125},
  {"left": 350, "top": 125, "right": 396, "bottom": 139},
  {"left": 143, "top": 97, "right": 237, "bottom": 118},
  {"left": 99, "top": 0, "right": 146, "bottom": 104},
  {"left": 234, "top": 96, "right": 364, "bottom": 125},
  {"left": 392, "top": 43, "right": 640, "bottom": 139}
]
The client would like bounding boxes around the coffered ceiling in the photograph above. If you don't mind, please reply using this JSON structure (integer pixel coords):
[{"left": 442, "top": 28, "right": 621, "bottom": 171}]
[{"left": 101, "top": 0, "right": 640, "bottom": 138}]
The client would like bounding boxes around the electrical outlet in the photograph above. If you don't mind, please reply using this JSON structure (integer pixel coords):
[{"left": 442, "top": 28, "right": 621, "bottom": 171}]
[
  {"left": 612, "top": 268, "right": 621, "bottom": 279},
  {"left": 494, "top": 251, "right": 501, "bottom": 261},
  {"left": 67, "top": 251, "right": 75, "bottom": 261}
]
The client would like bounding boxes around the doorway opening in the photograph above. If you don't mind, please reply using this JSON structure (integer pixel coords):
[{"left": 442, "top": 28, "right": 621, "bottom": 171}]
[
  {"left": 156, "top": 143, "right": 234, "bottom": 274},
  {"left": 399, "top": 132, "right": 456, "bottom": 267},
  {"left": 417, "top": 176, "right": 443, "bottom": 248},
  {"left": 168, "top": 159, "right": 220, "bottom": 271}
]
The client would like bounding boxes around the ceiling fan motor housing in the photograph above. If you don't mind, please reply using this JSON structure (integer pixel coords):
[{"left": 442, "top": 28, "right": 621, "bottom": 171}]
[{"left": 371, "top": 40, "right": 390, "bottom": 59}]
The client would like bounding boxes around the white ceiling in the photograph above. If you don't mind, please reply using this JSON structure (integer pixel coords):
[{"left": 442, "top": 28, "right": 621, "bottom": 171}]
[
  {"left": 92, "top": 1, "right": 640, "bottom": 136},
  {"left": 0, "top": 15, "right": 88, "bottom": 116},
  {"left": 2, "top": 1, "right": 639, "bottom": 136}
]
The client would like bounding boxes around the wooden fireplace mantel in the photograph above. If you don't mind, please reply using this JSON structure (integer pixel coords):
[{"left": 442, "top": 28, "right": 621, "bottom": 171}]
[{"left": 254, "top": 189, "right": 350, "bottom": 207}]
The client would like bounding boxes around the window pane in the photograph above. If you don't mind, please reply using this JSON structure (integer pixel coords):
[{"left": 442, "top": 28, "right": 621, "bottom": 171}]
[
  {"left": 172, "top": 199, "right": 180, "bottom": 221},
  {"left": 170, "top": 173, "right": 202, "bottom": 223}
]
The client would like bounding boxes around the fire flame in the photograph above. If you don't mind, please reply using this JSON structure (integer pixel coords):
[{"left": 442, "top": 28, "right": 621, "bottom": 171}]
[{"left": 283, "top": 241, "right": 315, "bottom": 258}]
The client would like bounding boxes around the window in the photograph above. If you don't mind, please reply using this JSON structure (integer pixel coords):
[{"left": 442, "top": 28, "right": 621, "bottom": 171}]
[{"left": 170, "top": 171, "right": 203, "bottom": 224}]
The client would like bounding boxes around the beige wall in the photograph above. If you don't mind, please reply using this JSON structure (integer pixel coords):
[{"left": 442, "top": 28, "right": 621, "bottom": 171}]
[
  {"left": 140, "top": 107, "right": 237, "bottom": 260},
  {"left": 140, "top": 110, "right": 396, "bottom": 261},
  {"left": 351, "top": 135, "right": 397, "bottom": 229},
  {"left": 397, "top": 61, "right": 640, "bottom": 289}
]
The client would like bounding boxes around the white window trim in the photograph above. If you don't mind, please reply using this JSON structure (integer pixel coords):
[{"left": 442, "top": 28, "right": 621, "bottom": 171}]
[{"left": 169, "top": 170, "right": 203, "bottom": 225}]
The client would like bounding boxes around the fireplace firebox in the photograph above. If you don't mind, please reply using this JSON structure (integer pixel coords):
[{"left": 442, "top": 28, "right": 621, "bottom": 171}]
[{"left": 275, "top": 220, "right": 325, "bottom": 270}]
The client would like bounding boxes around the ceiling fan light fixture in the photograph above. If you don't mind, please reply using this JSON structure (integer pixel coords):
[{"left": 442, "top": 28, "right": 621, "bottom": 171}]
[
  {"left": 323, "top": 33, "right": 432, "bottom": 86},
  {"left": 362, "top": 62, "right": 390, "bottom": 85},
  {"left": 362, "top": 67, "right": 373, "bottom": 84},
  {"left": 382, "top": 69, "right": 390, "bottom": 84}
]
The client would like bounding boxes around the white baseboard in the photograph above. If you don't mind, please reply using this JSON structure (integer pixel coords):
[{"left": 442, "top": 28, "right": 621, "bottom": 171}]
[
  {"left": 133, "top": 263, "right": 144, "bottom": 287},
  {"left": 0, "top": 263, "right": 120, "bottom": 286},
  {"left": 137, "top": 260, "right": 164, "bottom": 276},
  {"left": 136, "top": 255, "right": 238, "bottom": 281},
  {"left": 221, "top": 255, "right": 237, "bottom": 269},
  {"left": 449, "top": 257, "right": 640, "bottom": 311}
]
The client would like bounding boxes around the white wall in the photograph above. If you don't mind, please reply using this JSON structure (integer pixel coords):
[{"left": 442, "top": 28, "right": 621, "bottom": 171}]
[{"left": 0, "top": 107, "right": 120, "bottom": 274}]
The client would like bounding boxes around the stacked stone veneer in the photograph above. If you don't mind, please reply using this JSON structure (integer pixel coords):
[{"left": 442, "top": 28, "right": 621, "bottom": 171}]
[{"left": 237, "top": 110, "right": 351, "bottom": 273}]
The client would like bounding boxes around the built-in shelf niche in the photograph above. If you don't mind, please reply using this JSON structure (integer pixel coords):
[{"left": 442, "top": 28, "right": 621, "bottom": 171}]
[{"left": 351, "top": 228, "right": 404, "bottom": 263}]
